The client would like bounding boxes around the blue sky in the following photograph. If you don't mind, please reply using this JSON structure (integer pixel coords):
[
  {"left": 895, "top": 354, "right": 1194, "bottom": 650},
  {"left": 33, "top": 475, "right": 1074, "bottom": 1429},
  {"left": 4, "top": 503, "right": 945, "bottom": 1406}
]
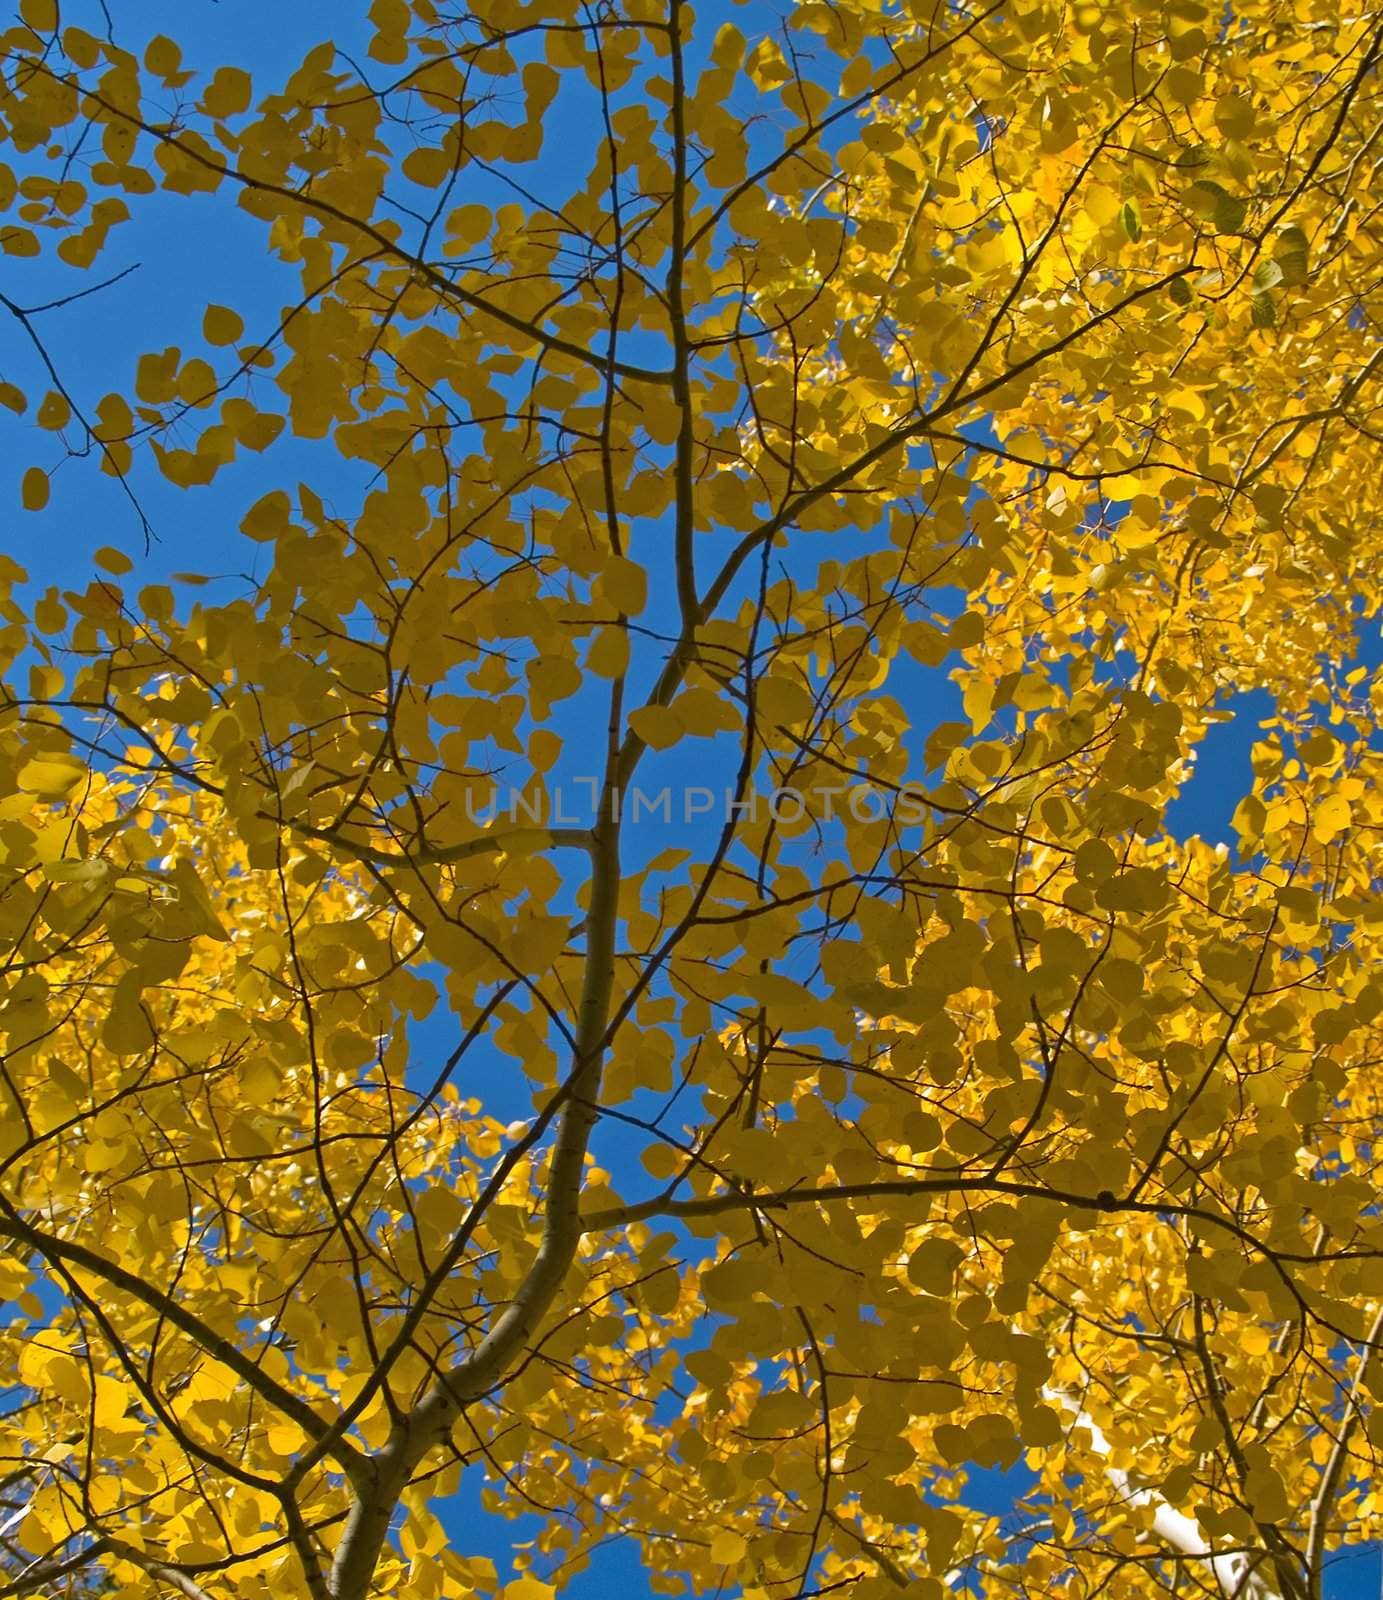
[{"left": 3, "top": 3, "right": 1380, "bottom": 1596}]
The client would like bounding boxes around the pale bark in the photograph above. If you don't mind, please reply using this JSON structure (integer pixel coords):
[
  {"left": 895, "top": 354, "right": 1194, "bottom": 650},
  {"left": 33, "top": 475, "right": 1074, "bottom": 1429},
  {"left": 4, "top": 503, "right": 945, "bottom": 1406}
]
[{"left": 1044, "top": 1387, "right": 1285, "bottom": 1600}]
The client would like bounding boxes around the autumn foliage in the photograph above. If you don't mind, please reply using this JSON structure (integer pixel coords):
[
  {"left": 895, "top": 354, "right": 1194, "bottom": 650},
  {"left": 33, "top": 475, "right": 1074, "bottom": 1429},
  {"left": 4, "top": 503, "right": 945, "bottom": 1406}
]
[{"left": 0, "top": 1, "right": 1381, "bottom": 1598}]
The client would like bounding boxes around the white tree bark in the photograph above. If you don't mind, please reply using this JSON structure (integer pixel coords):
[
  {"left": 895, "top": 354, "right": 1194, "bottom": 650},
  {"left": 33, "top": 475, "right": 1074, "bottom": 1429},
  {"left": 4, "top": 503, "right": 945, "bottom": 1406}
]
[{"left": 1043, "top": 1387, "right": 1284, "bottom": 1600}]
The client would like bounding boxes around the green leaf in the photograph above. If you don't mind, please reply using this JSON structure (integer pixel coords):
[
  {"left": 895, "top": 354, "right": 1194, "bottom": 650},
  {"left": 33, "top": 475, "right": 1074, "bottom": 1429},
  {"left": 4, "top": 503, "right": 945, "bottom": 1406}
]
[
  {"left": 1188, "top": 180, "right": 1247, "bottom": 235},
  {"left": 1254, "top": 258, "right": 1283, "bottom": 293},
  {"left": 1214, "top": 190, "right": 1248, "bottom": 236},
  {"left": 1120, "top": 201, "right": 1142, "bottom": 242},
  {"left": 1272, "top": 223, "right": 1310, "bottom": 286}
]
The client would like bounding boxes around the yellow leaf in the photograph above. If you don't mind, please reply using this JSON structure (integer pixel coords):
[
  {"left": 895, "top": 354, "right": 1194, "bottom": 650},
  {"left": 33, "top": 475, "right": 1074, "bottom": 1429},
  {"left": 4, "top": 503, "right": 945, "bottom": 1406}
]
[
  {"left": 627, "top": 704, "right": 683, "bottom": 751},
  {"left": 907, "top": 1238, "right": 964, "bottom": 1296},
  {"left": 203, "top": 304, "right": 244, "bottom": 346},
  {"left": 240, "top": 1060, "right": 283, "bottom": 1106},
  {"left": 19, "top": 1341, "right": 83, "bottom": 1402},
  {"left": 144, "top": 34, "right": 181, "bottom": 76},
  {"left": 92, "top": 1376, "right": 129, "bottom": 1429},
  {"left": 587, "top": 625, "right": 630, "bottom": 679},
  {"left": 1312, "top": 793, "right": 1351, "bottom": 843},
  {"left": 20, "top": 0, "right": 57, "bottom": 30},
  {"left": 18, "top": 754, "right": 85, "bottom": 797},
  {"left": 37, "top": 392, "right": 70, "bottom": 431},
  {"left": 21, "top": 467, "right": 49, "bottom": 511},
  {"left": 963, "top": 676, "right": 994, "bottom": 732},
  {"left": 94, "top": 545, "right": 133, "bottom": 575},
  {"left": 710, "top": 1530, "right": 749, "bottom": 1565},
  {"left": 203, "top": 66, "right": 253, "bottom": 119},
  {"left": 755, "top": 673, "right": 815, "bottom": 726},
  {"left": 241, "top": 489, "right": 292, "bottom": 541},
  {"left": 599, "top": 555, "right": 647, "bottom": 616}
]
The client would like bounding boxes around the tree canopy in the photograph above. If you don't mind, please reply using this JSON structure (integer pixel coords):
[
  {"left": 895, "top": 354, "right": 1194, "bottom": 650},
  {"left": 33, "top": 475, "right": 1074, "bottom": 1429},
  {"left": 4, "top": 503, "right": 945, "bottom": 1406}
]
[{"left": 0, "top": 1, "right": 1381, "bottom": 1598}]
